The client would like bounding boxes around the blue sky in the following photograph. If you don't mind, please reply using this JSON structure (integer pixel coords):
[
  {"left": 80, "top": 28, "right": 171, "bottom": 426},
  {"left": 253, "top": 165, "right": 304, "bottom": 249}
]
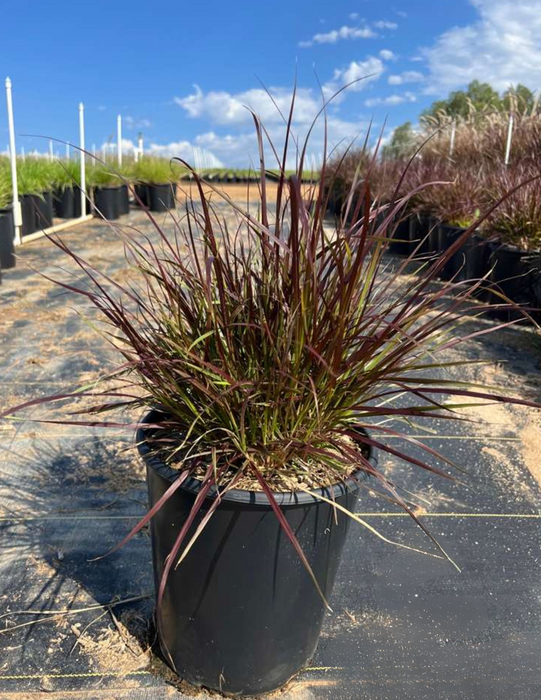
[{"left": 1, "top": 0, "right": 540, "bottom": 166}]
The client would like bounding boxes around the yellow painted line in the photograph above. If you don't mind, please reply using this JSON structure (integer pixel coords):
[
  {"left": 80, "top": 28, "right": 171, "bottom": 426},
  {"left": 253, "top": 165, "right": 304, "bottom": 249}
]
[
  {"left": 0, "top": 514, "right": 144, "bottom": 522},
  {"left": 355, "top": 512, "right": 541, "bottom": 518},
  {"left": 1, "top": 512, "right": 540, "bottom": 522},
  {"left": 0, "top": 667, "right": 340, "bottom": 681}
]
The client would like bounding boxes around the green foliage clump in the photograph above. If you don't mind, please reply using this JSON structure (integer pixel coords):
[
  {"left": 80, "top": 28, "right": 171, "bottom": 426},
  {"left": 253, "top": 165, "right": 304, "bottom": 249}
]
[
  {"left": 133, "top": 157, "right": 183, "bottom": 185},
  {"left": 18, "top": 157, "right": 55, "bottom": 196},
  {"left": 50, "top": 159, "right": 81, "bottom": 190},
  {"left": 0, "top": 157, "right": 12, "bottom": 209}
]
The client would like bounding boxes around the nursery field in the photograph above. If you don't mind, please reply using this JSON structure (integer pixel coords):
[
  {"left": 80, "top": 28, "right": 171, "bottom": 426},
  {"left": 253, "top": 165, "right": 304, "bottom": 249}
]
[{"left": 1, "top": 204, "right": 541, "bottom": 699}]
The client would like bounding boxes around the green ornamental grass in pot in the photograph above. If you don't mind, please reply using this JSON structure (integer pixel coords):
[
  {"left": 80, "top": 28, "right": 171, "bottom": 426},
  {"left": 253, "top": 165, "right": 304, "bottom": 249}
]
[
  {"left": 51, "top": 159, "right": 85, "bottom": 219},
  {"left": 86, "top": 161, "right": 125, "bottom": 220},
  {"left": 3, "top": 91, "right": 541, "bottom": 696},
  {"left": 18, "top": 157, "right": 55, "bottom": 234},
  {"left": 133, "top": 156, "right": 181, "bottom": 212}
]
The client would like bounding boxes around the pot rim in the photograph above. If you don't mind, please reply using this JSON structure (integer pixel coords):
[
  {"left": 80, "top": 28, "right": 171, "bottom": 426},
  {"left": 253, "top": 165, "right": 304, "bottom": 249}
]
[{"left": 136, "top": 409, "right": 377, "bottom": 507}]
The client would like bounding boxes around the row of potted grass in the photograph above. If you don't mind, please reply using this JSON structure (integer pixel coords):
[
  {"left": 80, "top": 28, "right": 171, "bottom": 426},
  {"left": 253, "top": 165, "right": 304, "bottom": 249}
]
[
  {"left": 0, "top": 156, "right": 188, "bottom": 268},
  {"left": 180, "top": 168, "right": 320, "bottom": 183},
  {"left": 324, "top": 115, "right": 541, "bottom": 322},
  {"left": 388, "top": 211, "right": 541, "bottom": 321},
  {"left": 181, "top": 168, "right": 261, "bottom": 183}
]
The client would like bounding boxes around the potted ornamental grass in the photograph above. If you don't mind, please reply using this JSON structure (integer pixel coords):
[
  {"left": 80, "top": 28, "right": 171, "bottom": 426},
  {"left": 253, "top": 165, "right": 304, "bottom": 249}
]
[
  {"left": 484, "top": 163, "right": 541, "bottom": 318},
  {"left": 51, "top": 158, "right": 87, "bottom": 219},
  {"left": 428, "top": 169, "right": 490, "bottom": 282},
  {"left": 3, "top": 92, "right": 541, "bottom": 696},
  {"left": 86, "top": 160, "right": 130, "bottom": 220},
  {"left": 133, "top": 156, "right": 181, "bottom": 211},
  {"left": 18, "top": 157, "right": 55, "bottom": 235}
]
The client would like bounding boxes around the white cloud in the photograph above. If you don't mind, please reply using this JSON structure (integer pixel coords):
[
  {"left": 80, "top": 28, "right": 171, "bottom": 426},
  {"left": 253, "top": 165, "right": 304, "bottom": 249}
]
[
  {"left": 388, "top": 71, "right": 425, "bottom": 85},
  {"left": 323, "top": 56, "right": 384, "bottom": 98},
  {"left": 373, "top": 20, "right": 398, "bottom": 30},
  {"left": 423, "top": 0, "right": 541, "bottom": 93},
  {"left": 190, "top": 116, "right": 370, "bottom": 168},
  {"left": 379, "top": 49, "right": 397, "bottom": 61},
  {"left": 299, "top": 24, "right": 376, "bottom": 47},
  {"left": 149, "top": 140, "right": 224, "bottom": 168},
  {"left": 124, "top": 116, "right": 152, "bottom": 130},
  {"left": 396, "top": 10, "right": 407, "bottom": 18},
  {"left": 364, "top": 91, "right": 417, "bottom": 107},
  {"left": 349, "top": 12, "right": 359, "bottom": 19},
  {"left": 175, "top": 85, "right": 321, "bottom": 126},
  {"left": 99, "top": 138, "right": 224, "bottom": 168}
]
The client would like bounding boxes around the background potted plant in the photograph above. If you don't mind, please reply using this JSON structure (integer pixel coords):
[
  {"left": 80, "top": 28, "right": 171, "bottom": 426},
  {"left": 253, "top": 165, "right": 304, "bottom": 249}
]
[
  {"left": 18, "top": 157, "right": 54, "bottom": 235},
  {"left": 86, "top": 162, "right": 124, "bottom": 220},
  {"left": 51, "top": 158, "right": 89, "bottom": 219},
  {"left": 3, "top": 93, "right": 541, "bottom": 697},
  {"left": 484, "top": 164, "right": 541, "bottom": 319},
  {"left": 133, "top": 156, "right": 180, "bottom": 212}
]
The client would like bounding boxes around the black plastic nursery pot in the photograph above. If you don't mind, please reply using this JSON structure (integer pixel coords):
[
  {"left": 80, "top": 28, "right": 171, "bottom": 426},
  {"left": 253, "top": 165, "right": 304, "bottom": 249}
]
[
  {"left": 487, "top": 243, "right": 541, "bottom": 321},
  {"left": 118, "top": 185, "right": 130, "bottom": 216},
  {"left": 137, "top": 410, "right": 375, "bottom": 697},
  {"left": 33, "top": 191, "right": 54, "bottom": 230},
  {"left": 93, "top": 186, "right": 121, "bottom": 220},
  {"left": 148, "top": 182, "right": 176, "bottom": 212},
  {"left": 0, "top": 207, "right": 15, "bottom": 269},
  {"left": 20, "top": 193, "right": 53, "bottom": 236},
  {"left": 54, "top": 187, "right": 90, "bottom": 219},
  {"left": 388, "top": 214, "right": 413, "bottom": 255},
  {"left": 408, "top": 212, "right": 436, "bottom": 256},
  {"left": 54, "top": 187, "right": 76, "bottom": 219},
  {"left": 134, "top": 184, "right": 149, "bottom": 208},
  {"left": 20, "top": 195, "right": 37, "bottom": 237},
  {"left": 437, "top": 223, "right": 489, "bottom": 283}
]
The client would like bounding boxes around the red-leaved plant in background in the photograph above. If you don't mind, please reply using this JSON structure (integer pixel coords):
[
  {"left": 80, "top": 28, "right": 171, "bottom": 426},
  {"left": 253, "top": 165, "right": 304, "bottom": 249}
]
[{"left": 2, "top": 84, "right": 541, "bottom": 617}]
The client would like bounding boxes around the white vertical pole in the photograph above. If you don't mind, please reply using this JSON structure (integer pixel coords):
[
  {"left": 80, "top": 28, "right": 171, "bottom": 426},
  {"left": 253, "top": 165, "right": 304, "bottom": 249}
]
[
  {"left": 449, "top": 120, "right": 456, "bottom": 156},
  {"left": 5, "top": 77, "right": 22, "bottom": 246},
  {"left": 66, "top": 143, "right": 70, "bottom": 159},
  {"left": 137, "top": 132, "right": 143, "bottom": 161},
  {"left": 49, "top": 139, "right": 54, "bottom": 160},
  {"left": 92, "top": 143, "right": 96, "bottom": 156},
  {"left": 504, "top": 113, "right": 514, "bottom": 165},
  {"left": 117, "top": 114, "right": 122, "bottom": 166},
  {"left": 21, "top": 146, "right": 25, "bottom": 160},
  {"left": 79, "top": 102, "right": 86, "bottom": 219}
]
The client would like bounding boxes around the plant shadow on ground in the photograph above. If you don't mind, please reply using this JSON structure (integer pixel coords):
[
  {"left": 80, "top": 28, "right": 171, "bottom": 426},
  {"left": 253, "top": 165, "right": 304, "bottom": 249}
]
[{"left": 0, "top": 437, "right": 267, "bottom": 698}]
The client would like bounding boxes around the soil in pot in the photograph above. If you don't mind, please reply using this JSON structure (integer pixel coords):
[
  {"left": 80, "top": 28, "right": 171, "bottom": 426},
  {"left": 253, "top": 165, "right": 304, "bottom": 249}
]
[
  {"left": 94, "top": 186, "right": 121, "bottom": 220},
  {"left": 487, "top": 243, "right": 541, "bottom": 322},
  {"left": 0, "top": 208, "right": 15, "bottom": 269},
  {"left": 148, "top": 183, "right": 176, "bottom": 212},
  {"left": 137, "top": 411, "right": 374, "bottom": 697}
]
